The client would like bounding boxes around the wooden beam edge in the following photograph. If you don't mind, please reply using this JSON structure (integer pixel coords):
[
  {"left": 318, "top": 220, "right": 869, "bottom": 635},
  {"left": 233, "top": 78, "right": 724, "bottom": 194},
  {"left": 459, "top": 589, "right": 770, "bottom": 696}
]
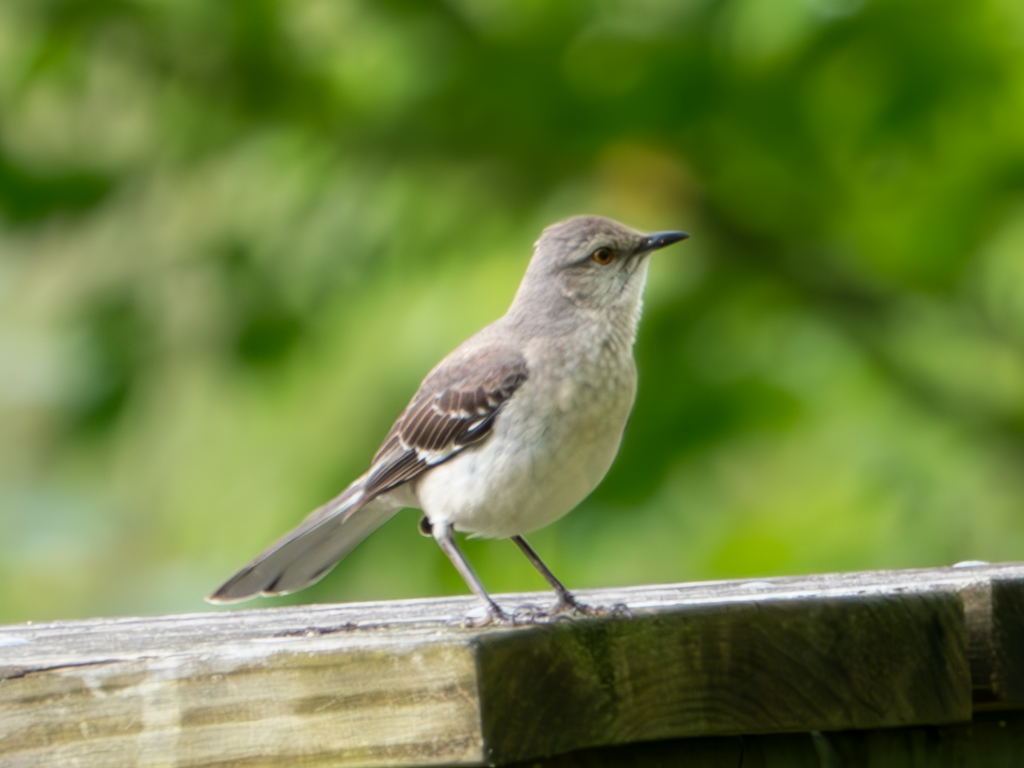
[{"left": 1, "top": 562, "right": 1023, "bottom": 768}]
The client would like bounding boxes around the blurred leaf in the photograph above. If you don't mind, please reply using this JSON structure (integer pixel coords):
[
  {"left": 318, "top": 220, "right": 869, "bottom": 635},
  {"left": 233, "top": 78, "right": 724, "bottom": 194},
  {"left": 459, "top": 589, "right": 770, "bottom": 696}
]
[{"left": 0, "top": 146, "right": 113, "bottom": 225}]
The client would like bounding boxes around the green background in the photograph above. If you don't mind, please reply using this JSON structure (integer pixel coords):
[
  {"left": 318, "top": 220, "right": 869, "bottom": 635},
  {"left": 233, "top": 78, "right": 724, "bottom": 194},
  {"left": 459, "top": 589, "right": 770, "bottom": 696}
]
[{"left": 3, "top": 0, "right": 1024, "bottom": 624}]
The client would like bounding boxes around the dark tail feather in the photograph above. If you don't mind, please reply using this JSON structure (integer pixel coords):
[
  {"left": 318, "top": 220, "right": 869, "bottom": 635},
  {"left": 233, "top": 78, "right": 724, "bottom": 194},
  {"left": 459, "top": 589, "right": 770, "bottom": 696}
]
[{"left": 206, "top": 482, "right": 398, "bottom": 603}]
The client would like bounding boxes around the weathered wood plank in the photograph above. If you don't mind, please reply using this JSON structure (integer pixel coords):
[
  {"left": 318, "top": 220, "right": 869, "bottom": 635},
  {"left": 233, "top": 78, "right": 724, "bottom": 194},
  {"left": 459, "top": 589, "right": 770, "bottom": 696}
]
[
  {"left": 1, "top": 563, "right": 1023, "bottom": 767},
  {"left": 508, "top": 710, "right": 1024, "bottom": 768},
  {"left": 476, "top": 591, "right": 968, "bottom": 763},
  {"left": 990, "top": 577, "right": 1024, "bottom": 706},
  {"left": 1, "top": 623, "right": 485, "bottom": 767}
]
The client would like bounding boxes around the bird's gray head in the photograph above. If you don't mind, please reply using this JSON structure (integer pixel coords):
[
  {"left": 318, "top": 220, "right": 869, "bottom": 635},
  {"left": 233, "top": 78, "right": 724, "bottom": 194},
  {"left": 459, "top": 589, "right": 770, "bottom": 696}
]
[{"left": 512, "top": 216, "right": 689, "bottom": 319}]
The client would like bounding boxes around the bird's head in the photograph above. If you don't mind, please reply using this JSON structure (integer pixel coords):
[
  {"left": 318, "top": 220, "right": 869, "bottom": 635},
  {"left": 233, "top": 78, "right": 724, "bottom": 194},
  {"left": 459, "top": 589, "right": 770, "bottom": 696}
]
[{"left": 516, "top": 215, "right": 689, "bottom": 315}]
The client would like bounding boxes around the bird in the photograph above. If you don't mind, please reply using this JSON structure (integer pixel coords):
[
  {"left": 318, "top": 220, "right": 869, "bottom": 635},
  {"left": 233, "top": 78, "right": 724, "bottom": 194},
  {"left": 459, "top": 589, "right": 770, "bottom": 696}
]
[{"left": 207, "top": 215, "right": 689, "bottom": 623}]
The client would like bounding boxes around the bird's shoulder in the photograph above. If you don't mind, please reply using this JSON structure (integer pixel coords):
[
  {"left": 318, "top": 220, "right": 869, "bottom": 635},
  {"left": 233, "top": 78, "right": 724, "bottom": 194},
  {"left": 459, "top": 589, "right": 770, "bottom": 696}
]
[
  {"left": 420, "top": 341, "right": 530, "bottom": 396},
  {"left": 361, "top": 341, "right": 529, "bottom": 498}
]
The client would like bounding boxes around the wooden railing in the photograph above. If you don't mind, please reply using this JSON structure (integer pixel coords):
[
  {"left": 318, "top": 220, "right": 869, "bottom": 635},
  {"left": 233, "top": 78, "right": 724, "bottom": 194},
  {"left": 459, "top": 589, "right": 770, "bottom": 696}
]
[{"left": 3, "top": 562, "right": 1024, "bottom": 766}]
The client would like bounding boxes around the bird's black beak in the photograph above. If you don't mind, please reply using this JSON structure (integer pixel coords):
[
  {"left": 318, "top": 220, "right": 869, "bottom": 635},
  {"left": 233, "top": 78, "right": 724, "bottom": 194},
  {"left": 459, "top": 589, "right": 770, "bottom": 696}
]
[{"left": 636, "top": 230, "right": 690, "bottom": 256}]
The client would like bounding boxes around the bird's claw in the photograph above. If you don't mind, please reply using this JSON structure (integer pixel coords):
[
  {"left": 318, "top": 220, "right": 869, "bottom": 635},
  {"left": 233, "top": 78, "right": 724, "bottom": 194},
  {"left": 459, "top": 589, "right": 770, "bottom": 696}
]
[
  {"left": 548, "top": 597, "right": 631, "bottom": 620},
  {"left": 509, "top": 604, "right": 539, "bottom": 623},
  {"left": 451, "top": 598, "right": 631, "bottom": 628},
  {"left": 512, "top": 597, "right": 632, "bottom": 624},
  {"left": 449, "top": 602, "right": 514, "bottom": 628}
]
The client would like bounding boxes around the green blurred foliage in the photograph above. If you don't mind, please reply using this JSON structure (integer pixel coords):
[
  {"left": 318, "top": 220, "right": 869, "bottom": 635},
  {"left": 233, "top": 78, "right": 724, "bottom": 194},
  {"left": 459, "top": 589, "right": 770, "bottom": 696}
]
[{"left": 3, "top": 0, "right": 1024, "bottom": 623}]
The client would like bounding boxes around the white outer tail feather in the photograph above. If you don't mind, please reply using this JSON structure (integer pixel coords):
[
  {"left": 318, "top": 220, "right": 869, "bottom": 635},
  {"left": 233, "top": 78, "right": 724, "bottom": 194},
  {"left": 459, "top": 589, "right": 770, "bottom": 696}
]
[{"left": 206, "top": 481, "right": 399, "bottom": 603}]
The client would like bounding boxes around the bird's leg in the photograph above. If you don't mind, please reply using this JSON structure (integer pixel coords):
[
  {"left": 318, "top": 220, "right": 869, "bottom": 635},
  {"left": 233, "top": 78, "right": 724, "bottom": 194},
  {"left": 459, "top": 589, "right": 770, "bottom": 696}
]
[
  {"left": 433, "top": 521, "right": 511, "bottom": 625},
  {"left": 511, "top": 535, "right": 598, "bottom": 617}
]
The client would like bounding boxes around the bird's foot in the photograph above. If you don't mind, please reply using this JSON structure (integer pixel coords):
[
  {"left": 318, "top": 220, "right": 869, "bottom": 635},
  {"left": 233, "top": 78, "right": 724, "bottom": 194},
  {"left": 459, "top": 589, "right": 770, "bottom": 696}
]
[
  {"left": 506, "top": 595, "right": 632, "bottom": 624},
  {"left": 451, "top": 601, "right": 514, "bottom": 628},
  {"left": 463, "top": 602, "right": 570, "bottom": 626},
  {"left": 546, "top": 595, "right": 632, "bottom": 621},
  {"left": 510, "top": 603, "right": 556, "bottom": 624},
  {"left": 449, "top": 597, "right": 631, "bottom": 627}
]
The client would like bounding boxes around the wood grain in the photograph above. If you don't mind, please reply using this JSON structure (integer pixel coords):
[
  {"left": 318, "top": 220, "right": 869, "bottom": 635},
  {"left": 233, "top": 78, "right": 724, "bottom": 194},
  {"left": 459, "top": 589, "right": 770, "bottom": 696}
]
[
  {"left": 508, "top": 711, "right": 1024, "bottom": 768},
  {"left": 476, "top": 591, "right": 969, "bottom": 763},
  {"left": 1, "top": 563, "right": 1023, "bottom": 767}
]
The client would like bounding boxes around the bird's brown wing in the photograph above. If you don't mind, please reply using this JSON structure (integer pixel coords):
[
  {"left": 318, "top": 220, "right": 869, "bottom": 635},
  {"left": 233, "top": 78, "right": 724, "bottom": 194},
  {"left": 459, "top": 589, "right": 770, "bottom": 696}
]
[{"left": 362, "top": 345, "right": 529, "bottom": 499}]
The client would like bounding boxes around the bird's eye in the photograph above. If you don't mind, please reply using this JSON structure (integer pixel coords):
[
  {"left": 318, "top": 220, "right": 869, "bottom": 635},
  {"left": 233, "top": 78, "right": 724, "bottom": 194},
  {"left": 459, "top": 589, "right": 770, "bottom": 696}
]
[{"left": 591, "top": 247, "right": 614, "bottom": 264}]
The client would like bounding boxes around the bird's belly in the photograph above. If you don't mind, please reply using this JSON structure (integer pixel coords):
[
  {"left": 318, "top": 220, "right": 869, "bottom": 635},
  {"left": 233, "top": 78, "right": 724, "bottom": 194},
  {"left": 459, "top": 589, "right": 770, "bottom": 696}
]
[{"left": 414, "top": 370, "right": 634, "bottom": 538}]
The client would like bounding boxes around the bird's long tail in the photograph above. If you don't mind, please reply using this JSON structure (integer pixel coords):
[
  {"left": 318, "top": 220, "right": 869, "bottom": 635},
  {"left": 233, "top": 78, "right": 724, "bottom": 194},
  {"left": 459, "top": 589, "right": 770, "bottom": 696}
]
[{"left": 206, "top": 478, "right": 399, "bottom": 603}]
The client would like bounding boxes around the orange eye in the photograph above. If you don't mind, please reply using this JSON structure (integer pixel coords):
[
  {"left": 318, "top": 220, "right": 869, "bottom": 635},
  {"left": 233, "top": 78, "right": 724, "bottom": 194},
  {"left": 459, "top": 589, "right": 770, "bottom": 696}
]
[{"left": 592, "top": 247, "right": 614, "bottom": 264}]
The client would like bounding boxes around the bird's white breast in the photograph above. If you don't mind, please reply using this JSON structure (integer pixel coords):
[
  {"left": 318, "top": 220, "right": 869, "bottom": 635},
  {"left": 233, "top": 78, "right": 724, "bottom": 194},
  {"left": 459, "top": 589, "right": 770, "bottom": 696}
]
[{"left": 414, "top": 320, "right": 638, "bottom": 538}]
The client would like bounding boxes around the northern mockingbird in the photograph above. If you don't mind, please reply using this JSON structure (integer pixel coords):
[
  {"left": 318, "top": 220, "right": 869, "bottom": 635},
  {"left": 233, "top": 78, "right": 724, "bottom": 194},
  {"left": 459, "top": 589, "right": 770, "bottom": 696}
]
[{"left": 208, "top": 216, "right": 689, "bottom": 622}]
